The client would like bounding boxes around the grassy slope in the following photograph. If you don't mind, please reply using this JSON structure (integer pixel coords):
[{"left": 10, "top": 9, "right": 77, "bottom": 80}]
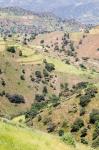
[
  {"left": 0, "top": 121, "right": 94, "bottom": 150},
  {"left": 0, "top": 37, "right": 99, "bottom": 116}
]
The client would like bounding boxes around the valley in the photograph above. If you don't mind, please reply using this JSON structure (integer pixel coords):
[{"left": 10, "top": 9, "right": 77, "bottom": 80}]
[{"left": 0, "top": 6, "right": 99, "bottom": 150}]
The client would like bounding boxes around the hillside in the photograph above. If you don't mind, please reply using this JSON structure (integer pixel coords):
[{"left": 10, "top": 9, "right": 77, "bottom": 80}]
[
  {"left": 0, "top": 7, "right": 84, "bottom": 35},
  {"left": 0, "top": 6, "right": 99, "bottom": 149},
  {"left": 0, "top": 1, "right": 99, "bottom": 24},
  {"left": 0, "top": 120, "right": 95, "bottom": 150}
]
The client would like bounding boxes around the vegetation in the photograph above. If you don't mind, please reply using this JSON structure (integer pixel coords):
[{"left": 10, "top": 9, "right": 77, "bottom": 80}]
[{"left": 6, "top": 46, "right": 16, "bottom": 53}]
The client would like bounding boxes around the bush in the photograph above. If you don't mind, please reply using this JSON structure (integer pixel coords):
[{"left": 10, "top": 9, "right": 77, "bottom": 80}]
[
  {"left": 80, "top": 86, "right": 97, "bottom": 107},
  {"left": 93, "top": 122, "right": 99, "bottom": 140},
  {"left": 80, "top": 94, "right": 91, "bottom": 107},
  {"left": 59, "top": 129, "right": 64, "bottom": 136},
  {"left": 50, "top": 95, "right": 60, "bottom": 106},
  {"left": 1, "top": 79, "right": 6, "bottom": 86},
  {"left": 35, "top": 94, "right": 45, "bottom": 102},
  {"left": 71, "top": 118, "right": 84, "bottom": 132},
  {"left": 90, "top": 109, "right": 99, "bottom": 124},
  {"left": 79, "top": 64, "right": 86, "bottom": 69},
  {"left": 38, "top": 115, "right": 42, "bottom": 122},
  {"left": 6, "top": 94, "right": 25, "bottom": 104},
  {"left": 92, "top": 137, "right": 99, "bottom": 148},
  {"left": 61, "top": 133, "right": 75, "bottom": 146},
  {"left": 80, "top": 107, "right": 86, "bottom": 116},
  {"left": 40, "top": 40, "right": 44, "bottom": 44},
  {"left": 19, "top": 50, "right": 22, "bottom": 56},
  {"left": 47, "top": 123, "right": 55, "bottom": 133},
  {"left": 73, "top": 82, "right": 88, "bottom": 90},
  {"left": 81, "top": 138, "right": 88, "bottom": 145},
  {"left": 25, "top": 102, "right": 47, "bottom": 118},
  {"left": 45, "top": 62, "right": 55, "bottom": 72},
  {"left": 20, "top": 75, "right": 25, "bottom": 80},
  {"left": 43, "top": 86, "right": 48, "bottom": 95},
  {"left": 85, "top": 87, "right": 98, "bottom": 98},
  {"left": 43, "top": 69, "right": 49, "bottom": 77},
  {"left": 43, "top": 117, "right": 51, "bottom": 125},
  {"left": 35, "top": 71, "right": 42, "bottom": 78},
  {"left": 81, "top": 128, "right": 87, "bottom": 137},
  {"left": 7, "top": 46, "right": 16, "bottom": 53}
]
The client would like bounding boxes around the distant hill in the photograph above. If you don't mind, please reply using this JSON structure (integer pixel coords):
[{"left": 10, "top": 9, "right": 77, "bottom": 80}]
[
  {"left": 0, "top": 7, "right": 85, "bottom": 35},
  {"left": 0, "top": 0, "right": 99, "bottom": 24}
]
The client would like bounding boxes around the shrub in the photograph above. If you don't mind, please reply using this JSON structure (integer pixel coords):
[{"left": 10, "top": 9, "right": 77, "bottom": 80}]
[
  {"left": 74, "top": 82, "right": 88, "bottom": 90},
  {"left": 59, "top": 129, "right": 64, "bottom": 136},
  {"left": 81, "top": 128, "right": 87, "bottom": 137},
  {"left": 6, "top": 94, "right": 25, "bottom": 104},
  {"left": 38, "top": 115, "right": 42, "bottom": 122},
  {"left": 35, "top": 71, "right": 42, "bottom": 78},
  {"left": 43, "top": 117, "right": 51, "bottom": 125},
  {"left": 43, "top": 86, "right": 48, "bottom": 95},
  {"left": 62, "top": 120, "right": 68, "bottom": 128},
  {"left": 1, "top": 79, "right": 6, "bottom": 86},
  {"left": 70, "top": 42, "right": 75, "bottom": 51},
  {"left": 20, "top": 75, "right": 25, "bottom": 80},
  {"left": 47, "top": 123, "right": 55, "bottom": 133},
  {"left": 40, "top": 40, "right": 44, "bottom": 44},
  {"left": 79, "top": 64, "right": 86, "bottom": 69},
  {"left": 81, "top": 138, "right": 88, "bottom": 145},
  {"left": 90, "top": 109, "right": 99, "bottom": 124},
  {"left": 45, "top": 62, "right": 55, "bottom": 72},
  {"left": 35, "top": 94, "right": 45, "bottom": 102},
  {"left": 80, "top": 94, "right": 91, "bottom": 107},
  {"left": 19, "top": 50, "right": 22, "bottom": 56},
  {"left": 71, "top": 118, "right": 84, "bottom": 132},
  {"left": 61, "top": 133, "right": 75, "bottom": 146},
  {"left": 26, "top": 102, "right": 47, "bottom": 118},
  {"left": 43, "top": 69, "right": 49, "bottom": 77},
  {"left": 50, "top": 95, "right": 60, "bottom": 106},
  {"left": 92, "top": 137, "right": 99, "bottom": 148},
  {"left": 80, "top": 107, "right": 86, "bottom": 116},
  {"left": 0, "top": 90, "right": 5, "bottom": 96},
  {"left": 93, "top": 122, "right": 99, "bottom": 140},
  {"left": 80, "top": 86, "right": 97, "bottom": 107},
  {"left": 6, "top": 46, "right": 16, "bottom": 53},
  {"left": 85, "top": 87, "right": 98, "bottom": 98}
]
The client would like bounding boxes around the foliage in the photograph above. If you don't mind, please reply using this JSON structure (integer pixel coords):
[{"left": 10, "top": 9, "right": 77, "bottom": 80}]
[
  {"left": 35, "top": 71, "right": 42, "bottom": 78},
  {"left": 92, "top": 137, "right": 99, "bottom": 148},
  {"left": 61, "top": 133, "right": 75, "bottom": 146},
  {"left": 25, "top": 102, "right": 47, "bottom": 118},
  {"left": 90, "top": 109, "right": 99, "bottom": 124},
  {"left": 92, "top": 121, "right": 99, "bottom": 140},
  {"left": 45, "top": 62, "right": 55, "bottom": 72},
  {"left": 81, "top": 128, "right": 87, "bottom": 137},
  {"left": 35, "top": 94, "right": 45, "bottom": 102},
  {"left": 81, "top": 138, "right": 88, "bottom": 145},
  {"left": 71, "top": 118, "right": 84, "bottom": 132},
  {"left": 6, "top": 46, "right": 16, "bottom": 53},
  {"left": 6, "top": 94, "right": 25, "bottom": 104}
]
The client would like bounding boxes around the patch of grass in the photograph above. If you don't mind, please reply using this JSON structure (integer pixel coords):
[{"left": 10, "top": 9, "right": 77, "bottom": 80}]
[{"left": 0, "top": 121, "right": 94, "bottom": 150}]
